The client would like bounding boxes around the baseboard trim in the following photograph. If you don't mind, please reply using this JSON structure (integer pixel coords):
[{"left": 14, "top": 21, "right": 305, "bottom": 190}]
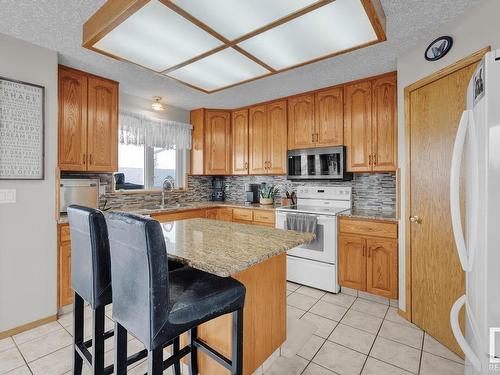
[
  {"left": 0, "top": 315, "right": 57, "bottom": 340},
  {"left": 398, "top": 308, "right": 411, "bottom": 321}
]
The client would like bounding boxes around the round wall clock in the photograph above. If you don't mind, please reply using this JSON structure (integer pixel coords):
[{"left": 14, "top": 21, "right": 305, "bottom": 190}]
[{"left": 425, "top": 36, "right": 453, "bottom": 61}]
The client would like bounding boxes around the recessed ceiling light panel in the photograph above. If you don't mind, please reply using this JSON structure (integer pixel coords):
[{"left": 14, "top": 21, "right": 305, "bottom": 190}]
[
  {"left": 94, "top": 0, "right": 223, "bottom": 72},
  {"left": 171, "top": 0, "right": 317, "bottom": 40},
  {"left": 166, "top": 48, "right": 270, "bottom": 91},
  {"left": 238, "top": 0, "right": 378, "bottom": 70}
]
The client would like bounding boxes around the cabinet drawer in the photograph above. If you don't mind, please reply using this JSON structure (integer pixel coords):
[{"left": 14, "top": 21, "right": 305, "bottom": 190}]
[
  {"left": 339, "top": 218, "right": 397, "bottom": 239},
  {"left": 233, "top": 208, "right": 253, "bottom": 222},
  {"left": 153, "top": 209, "right": 206, "bottom": 223},
  {"left": 253, "top": 210, "right": 275, "bottom": 225},
  {"left": 60, "top": 225, "right": 71, "bottom": 243}
]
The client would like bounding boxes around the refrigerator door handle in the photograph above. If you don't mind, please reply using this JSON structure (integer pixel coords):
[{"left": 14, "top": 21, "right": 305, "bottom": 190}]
[
  {"left": 450, "top": 109, "right": 479, "bottom": 271},
  {"left": 450, "top": 295, "right": 481, "bottom": 371}
]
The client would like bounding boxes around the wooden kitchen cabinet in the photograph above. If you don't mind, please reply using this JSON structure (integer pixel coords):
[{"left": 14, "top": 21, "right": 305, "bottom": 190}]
[
  {"left": 288, "top": 94, "right": 315, "bottom": 149},
  {"left": 152, "top": 209, "right": 207, "bottom": 223},
  {"left": 248, "top": 100, "right": 287, "bottom": 175},
  {"left": 58, "top": 224, "right": 72, "bottom": 307},
  {"left": 190, "top": 108, "right": 205, "bottom": 175},
  {"left": 344, "top": 73, "right": 397, "bottom": 172},
  {"left": 216, "top": 208, "right": 234, "bottom": 222},
  {"left": 338, "top": 217, "right": 398, "bottom": 299},
  {"left": 231, "top": 109, "right": 249, "bottom": 175},
  {"left": 58, "top": 65, "right": 119, "bottom": 172},
  {"left": 205, "top": 110, "right": 231, "bottom": 175}
]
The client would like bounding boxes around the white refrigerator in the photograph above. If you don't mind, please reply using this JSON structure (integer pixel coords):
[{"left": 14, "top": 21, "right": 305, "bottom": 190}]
[{"left": 450, "top": 49, "right": 500, "bottom": 374}]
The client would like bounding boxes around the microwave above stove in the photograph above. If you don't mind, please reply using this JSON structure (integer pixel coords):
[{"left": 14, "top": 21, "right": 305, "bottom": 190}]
[{"left": 287, "top": 146, "right": 352, "bottom": 180}]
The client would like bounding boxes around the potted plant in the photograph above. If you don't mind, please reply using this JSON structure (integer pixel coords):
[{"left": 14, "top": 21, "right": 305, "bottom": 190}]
[{"left": 260, "top": 183, "right": 279, "bottom": 205}]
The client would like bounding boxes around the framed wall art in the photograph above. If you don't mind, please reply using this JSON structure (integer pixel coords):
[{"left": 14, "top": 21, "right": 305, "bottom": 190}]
[{"left": 0, "top": 76, "right": 45, "bottom": 180}]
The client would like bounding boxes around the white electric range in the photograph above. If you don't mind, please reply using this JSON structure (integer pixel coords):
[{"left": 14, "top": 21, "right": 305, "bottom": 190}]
[{"left": 275, "top": 186, "right": 352, "bottom": 293}]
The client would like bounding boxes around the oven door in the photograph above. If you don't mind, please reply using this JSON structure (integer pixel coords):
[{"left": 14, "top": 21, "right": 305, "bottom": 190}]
[{"left": 276, "top": 212, "right": 337, "bottom": 264}]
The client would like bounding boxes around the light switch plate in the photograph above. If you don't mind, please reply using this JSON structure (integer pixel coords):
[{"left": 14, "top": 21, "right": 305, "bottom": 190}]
[{"left": 0, "top": 189, "right": 16, "bottom": 203}]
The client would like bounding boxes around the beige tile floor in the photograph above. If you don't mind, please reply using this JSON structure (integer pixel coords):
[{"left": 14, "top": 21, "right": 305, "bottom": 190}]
[{"left": 0, "top": 284, "right": 465, "bottom": 375}]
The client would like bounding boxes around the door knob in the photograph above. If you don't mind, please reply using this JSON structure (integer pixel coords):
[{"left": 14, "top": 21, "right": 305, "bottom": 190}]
[{"left": 409, "top": 216, "right": 422, "bottom": 224}]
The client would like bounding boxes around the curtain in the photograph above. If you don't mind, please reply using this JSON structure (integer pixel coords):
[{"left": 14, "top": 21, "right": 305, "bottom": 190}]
[{"left": 119, "top": 110, "right": 192, "bottom": 150}]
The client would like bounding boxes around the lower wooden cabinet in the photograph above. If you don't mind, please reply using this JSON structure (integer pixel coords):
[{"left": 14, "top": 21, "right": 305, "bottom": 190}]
[
  {"left": 151, "top": 209, "right": 206, "bottom": 223},
  {"left": 58, "top": 224, "right": 72, "bottom": 307},
  {"left": 338, "top": 217, "right": 398, "bottom": 299}
]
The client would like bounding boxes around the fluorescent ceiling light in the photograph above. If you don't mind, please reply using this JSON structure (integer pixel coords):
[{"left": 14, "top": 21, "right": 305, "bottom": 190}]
[
  {"left": 171, "top": 0, "right": 317, "bottom": 40},
  {"left": 94, "top": 0, "right": 222, "bottom": 72},
  {"left": 238, "top": 0, "right": 378, "bottom": 70},
  {"left": 166, "top": 48, "right": 270, "bottom": 91}
]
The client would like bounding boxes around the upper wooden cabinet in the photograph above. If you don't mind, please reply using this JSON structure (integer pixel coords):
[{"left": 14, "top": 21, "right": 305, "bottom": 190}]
[
  {"left": 190, "top": 108, "right": 205, "bottom": 175},
  {"left": 58, "top": 65, "right": 119, "bottom": 172},
  {"left": 205, "top": 110, "right": 231, "bottom": 175},
  {"left": 344, "top": 73, "right": 397, "bottom": 172},
  {"left": 249, "top": 100, "right": 287, "bottom": 175},
  {"left": 288, "top": 87, "right": 344, "bottom": 150},
  {"left": 231, "top": 109, "right": 249, "bottom": 175},
  {"left": 288, "top": 94, "right": 315, "bottom": 149}
]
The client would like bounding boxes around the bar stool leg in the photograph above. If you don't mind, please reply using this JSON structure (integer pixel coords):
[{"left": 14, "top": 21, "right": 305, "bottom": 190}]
[
  {"left": 173, "top": 337, "right": 181, "bottom": 375},
  {"left": 231, "top": 308, "right": 244, "bottom": 375},
  {"left": 147, "top": 348, "right": 163, "bottom": 375},
  {"left": 189, "top": 327, "right": 198, "bottom": 375},
  {"left": 114, "top": 322, "right": 127, "bottom": 375},
  {"left": 73, "top": 293, "right": 84, "bottom": 375},
  {"left": 91, "top": 306, "right": 105, "bottom": 375}
]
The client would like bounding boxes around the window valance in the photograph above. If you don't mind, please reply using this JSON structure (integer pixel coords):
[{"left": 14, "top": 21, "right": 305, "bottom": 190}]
[{"left": 119, "top": 111, "right": 192, "bottom": 150}]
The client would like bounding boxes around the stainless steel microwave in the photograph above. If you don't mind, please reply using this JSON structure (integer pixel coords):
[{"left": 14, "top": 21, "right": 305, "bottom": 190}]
[{"left": 287, "top": 146, "right": 352, "bottom": 180}]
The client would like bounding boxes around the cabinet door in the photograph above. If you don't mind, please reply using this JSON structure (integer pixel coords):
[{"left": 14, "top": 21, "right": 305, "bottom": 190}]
[
  {"left": 366, "top": 238, "right": 398, "bottom": 298},
  {"left": 287, "top": 94, "right": 315, "bottom": 149},
  {"left": 205, "top": 110, "right": 231, "bottom": 175},
  {"left": 190, "top": 109, "right": 205, "bottom": 175},
  {"left": 206, "top": 209, "right": 218, "bottom": 219},
  {"left": 315, "top": 87, "right": 343, "bottom": 147},
  {"left": 217, "top": 208, "right": 233, "bottom": 222},
  {"left": 231, "top": 109, "right": 249, "bottom": 175},
  {"left": 267, "top": 100, "right": 287, "bottom": 174},
  {"left": 87, "top": 76, "right": 118, "bottom": 172},
  {"left": 249, "top": 105, "right": 268, "bottom": 175},
  {"left": 344, "top": 81, "right": 372, "bottom": 172},
  {"left": 338, "top": 234, "right": 366, "bottom": 291},
  {"left": 372, "top": 75, "right": 397, "bottom": 172},
  {"left": 58, "top": 67, "right": 87, "bottom": 171}
]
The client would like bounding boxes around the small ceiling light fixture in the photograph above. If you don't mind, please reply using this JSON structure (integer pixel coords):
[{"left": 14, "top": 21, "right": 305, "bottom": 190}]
[{"left": 151, "top": 96, "right": 164, "bottom": 111}]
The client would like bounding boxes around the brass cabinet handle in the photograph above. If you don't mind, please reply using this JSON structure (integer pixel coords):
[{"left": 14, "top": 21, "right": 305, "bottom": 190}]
[
  {"left": 373, "top": 154, "right": 377, "bottom": 165},
  {"left": 369, "top": 155, "right": 372, "bottom": 166},
  {"left": 268, "top": 161, "right": 272, "bottom": 168},
  {"left": 244, "top": 162, "right": 248, "bottom": 170},
  {"left": 368, "top": 248, "right": 371, "bottom": 257},
  {"left": 315, "top": 133, "right": 319, "bottom": 142},
  {"left": 409, "top": 215, "right": 422, "bottom": 224},
  {"left": 82, "top": 153, "right": 86, "bottom": 164},
  {"left": 89, "top": 154, "right": 92, "bottom": 165}
]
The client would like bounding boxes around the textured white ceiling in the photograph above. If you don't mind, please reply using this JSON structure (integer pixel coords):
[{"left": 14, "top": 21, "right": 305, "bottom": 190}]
[{"left": 0, "top": 0, "right": 481, "bottom": 110}]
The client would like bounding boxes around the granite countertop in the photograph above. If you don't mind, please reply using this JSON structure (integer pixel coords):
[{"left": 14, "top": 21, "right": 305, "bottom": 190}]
[
  {"left": 338, "top": 208, "right": 398, "bottom": 222},
  {"left": 58, "top": 201, "right": 280, "bottom": 224},
  {"left": 161, "top": 218, "right": 314, "bottom": 277}
]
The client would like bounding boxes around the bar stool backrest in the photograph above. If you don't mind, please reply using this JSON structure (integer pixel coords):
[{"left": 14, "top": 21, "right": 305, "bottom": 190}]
[
  {"left": 105, "top": 212, "right": 170, "bottom": 349},
  {"left": 67, "top": 205, "right": 112, "bottom": 309}
]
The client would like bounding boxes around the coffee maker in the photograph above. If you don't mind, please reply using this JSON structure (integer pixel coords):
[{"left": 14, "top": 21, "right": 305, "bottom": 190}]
[
  {"left": 211, "top": 177, "right": 225, "bottom": 201},
  {"left": 245, "top": 183, "right": 259, "bottom": 204}
]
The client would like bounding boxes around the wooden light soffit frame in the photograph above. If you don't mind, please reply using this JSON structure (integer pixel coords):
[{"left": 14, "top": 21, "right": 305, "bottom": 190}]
[
  {"left": 82, "top": 0, "right": 387, "bottom": 93},
  {"left": 401, "top": 46, "right": 491, "bottom": 322}
]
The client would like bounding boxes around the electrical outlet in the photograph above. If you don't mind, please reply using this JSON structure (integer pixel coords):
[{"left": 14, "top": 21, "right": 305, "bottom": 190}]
[{"left": 0, "top": 189, "right": 16, "bottom": 203}]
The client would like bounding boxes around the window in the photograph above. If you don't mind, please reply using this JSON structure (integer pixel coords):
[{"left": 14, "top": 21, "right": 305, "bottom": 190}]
[{"left": 118, "top": 145, "right": 187, "bottom": 191}]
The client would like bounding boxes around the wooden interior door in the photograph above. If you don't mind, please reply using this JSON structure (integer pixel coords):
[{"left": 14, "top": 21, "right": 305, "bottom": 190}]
[
  {"left": 287, "top": 94, "right": 315, "bottom": 149},
  {"left": 409, "top": 62, "right": 478, "bottom": 356},
  {"left": 344, "top": 81, "right": 372, "bottom": 172},
  {"left": 87, "top": 76, "right": 118, "bottom": 172},
  {"left": 231, "top": 109, "right": 249, "bottom": 175},
  {"left": 58, "top": 66, "right": 88, "bottom": 171},
  {"left": 205, "top": 110, "right": 231, "bottom": 175},
  {"left": 315, "top": 87, "right": 343, "bottom": 147},
  {"left": 338, "top": 234, "right": 366, "bottom": 291},
  {"left": 267, "top": 100, "right": 287, "bottom": 174},
  {"left": 372, "top": 74, "right": 397, "bottom": 172},
  {"left": 366, "top": 238, "right": 398, "bottom": 298},
  {"left": 248, "top": 105, "right": 268, "bottom": 175},
  {"left": 190, "top": 108, "right": 205, "bottom": 175}
]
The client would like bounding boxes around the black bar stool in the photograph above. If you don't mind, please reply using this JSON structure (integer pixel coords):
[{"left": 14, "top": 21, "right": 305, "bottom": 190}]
[
  {"left": 105, "top": 212, "right": 246, "bottom": 375},
  {"left": 67, "top": 205, "right": 149, "bottom": 375}
]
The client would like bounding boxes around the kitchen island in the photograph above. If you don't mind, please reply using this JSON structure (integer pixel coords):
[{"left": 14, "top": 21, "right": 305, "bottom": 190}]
[{"left": 161, "top": 218, "right": 314, "bottom": 375}]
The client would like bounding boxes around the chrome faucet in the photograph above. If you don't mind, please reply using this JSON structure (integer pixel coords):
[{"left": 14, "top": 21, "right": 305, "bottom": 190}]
[{"left": 160, "top": 176, "right": 175, "bottom": 207}]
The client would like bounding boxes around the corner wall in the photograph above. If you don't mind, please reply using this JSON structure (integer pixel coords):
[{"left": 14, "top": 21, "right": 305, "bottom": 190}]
[
  {"left": 396, "top": 0, "right": 500, "bottom": 310},
  {"left": 0, "top": 33, "right": 58, "bottom": 332}
]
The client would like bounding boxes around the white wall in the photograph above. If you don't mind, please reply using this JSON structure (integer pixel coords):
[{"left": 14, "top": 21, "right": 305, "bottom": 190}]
[
  {"left": 0, "top": 34, "right": 58, "bottom": 331},
  {"left": 397, "top": 0, "right": 500, "bottom": 310},
  {"left": 120, "top": 93, "right": 189, "bottom": 123}
]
